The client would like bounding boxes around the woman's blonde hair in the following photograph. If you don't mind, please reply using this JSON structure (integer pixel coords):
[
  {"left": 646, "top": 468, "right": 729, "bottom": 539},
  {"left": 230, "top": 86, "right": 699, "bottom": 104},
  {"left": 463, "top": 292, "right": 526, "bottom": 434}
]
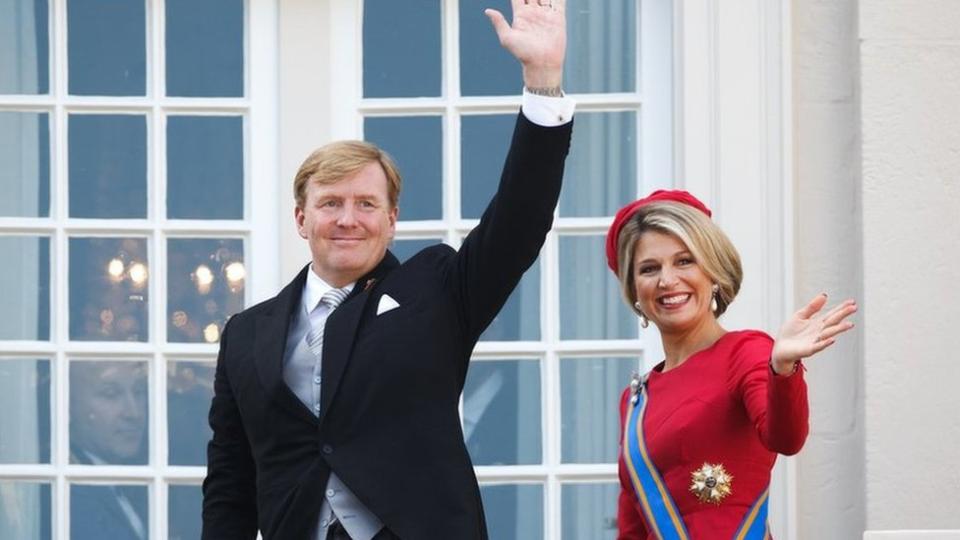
[{"left": 616, "top": 202, "right": 742, "bottom": 317}]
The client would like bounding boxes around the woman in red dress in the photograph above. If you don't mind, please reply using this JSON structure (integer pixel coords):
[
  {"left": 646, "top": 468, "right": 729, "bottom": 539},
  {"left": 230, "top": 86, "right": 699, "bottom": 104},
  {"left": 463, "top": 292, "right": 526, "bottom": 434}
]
[{"left": 606, "top": 190, "right": 856, "bottom": 540}]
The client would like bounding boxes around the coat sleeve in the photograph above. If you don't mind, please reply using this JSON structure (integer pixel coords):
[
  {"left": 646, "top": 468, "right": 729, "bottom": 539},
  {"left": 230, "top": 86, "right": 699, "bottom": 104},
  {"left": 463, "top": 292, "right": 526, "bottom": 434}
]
[
  {"left": 451, "top": 113, "right": 572, "bottom": 347},
  {"left": 729, "top": 331, "right": 810, "bottom": 455},
  {"left": 617, "top": 387, "right": 648, "bottom": 540},
  {"left": 202, "top": 319, "right": 259, "bottom": 539}
]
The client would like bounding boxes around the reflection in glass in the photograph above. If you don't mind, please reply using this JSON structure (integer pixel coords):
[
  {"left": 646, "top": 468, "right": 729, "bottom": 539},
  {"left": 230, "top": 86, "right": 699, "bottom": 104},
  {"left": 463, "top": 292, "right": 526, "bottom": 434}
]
[
  {"left": 168, "top": 485, "right": 202, "bottom": 540},
  {"left": 461, "top": 114, "right": 514, "bottom": 219},
  {"left": 564, "top": 0, "right": 636, "bottom": 94},
  {"left": 459, "top": 0, "right": 519, "bottom": 97},
  {"left": 463, "top": 360, "right": 541, "bottom": 466},
  {"left": 70, "top": 484, "right": 147, "bottom": 540},
  {"left": 480, "top": 484, "right": 543, "bottom": 540},
  {"left": 364, "top": 116, "right": 442, "bottom": 221},
  {"left": 0, "top": 236, "right": 49, "bottom": 340},
  {"left": 479, "top": 258, "right": 539, "bottom": 342},
  {"left": 69, "top": 237, "right": 149, "bottom": 341},
  {"left": 0, "top": 481, "right": 51, "bottom": 540},
  {"left": 391, "top": 238, "right": 441, "bottom": 264},
  {"left": 167, "top": 115, "right": 244, "bottom": 219},
  {"left": 362, "top": 0, "right": 440, "bottom": 98},
  {"left": 0, "top": 111, "right": 50, "bottom": 217},
  {"left": 0, "top": 359, "right": 50, "bottom": 464},
  {"left": 0, "top": 0, "right": 49, "bottom": 94},
  {"left": 558, "top": 235, "right": 637, "bottom": 340},
  {"left": 69, "top": 361, "right": 148, "bottom": 465},
  {"left": 561, "top": 483, "right": 619, "bottom": 540},
  {"left": 67, "top": 0, "right": 145, "bottom": 95},
  {"left": 68, "top": 114, "right": 147, "bottom": 218},
  {"left": 560, "top": 357, "right": 638, "bottom": 463},
  {"left": 168, "top": 238, "right": 244, "bottom": 343},
  {"left": 168, "top": 361, "right": 214, "bottom": 466},
  {"left": 559, "top": 112, "right": 637, "bottom": 217},
  {"left": 166, "top": 0, "right": 243, "bottom": 97}
]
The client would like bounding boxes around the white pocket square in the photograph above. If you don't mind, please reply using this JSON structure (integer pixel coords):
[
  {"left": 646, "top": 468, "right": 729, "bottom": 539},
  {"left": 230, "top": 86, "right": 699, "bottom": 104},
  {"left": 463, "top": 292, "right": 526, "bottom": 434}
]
[{"left": 376, "top": 294, "right": 400, "bottom": 315}]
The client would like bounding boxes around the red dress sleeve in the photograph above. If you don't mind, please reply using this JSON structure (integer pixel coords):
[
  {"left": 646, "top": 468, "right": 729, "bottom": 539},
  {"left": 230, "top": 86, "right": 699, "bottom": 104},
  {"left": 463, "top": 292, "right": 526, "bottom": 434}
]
[
  {"left": 728, "top": 331, "right": 810, "bottom": 455},
  {"left": 617, "top": 387, "right": 648, "bottom": 539}
]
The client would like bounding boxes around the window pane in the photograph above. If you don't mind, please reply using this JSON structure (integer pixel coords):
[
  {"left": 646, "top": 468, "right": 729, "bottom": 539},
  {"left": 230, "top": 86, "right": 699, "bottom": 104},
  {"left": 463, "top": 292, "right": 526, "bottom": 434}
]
[
  {"left": 168, "top": 485, "right": 202, "bottom": 540},
  {"left": 0, "top": 236, "right": 49, "bottom": 340},
  {"left": 68, "top": 114, "right": 147, "bottom": 219},
  {"left": 362, "top": 0, "right": 441, "bottom": 98},
  {"left": 0, "top": 359, "right": 50, "bottom": 463},
  {"left": 480, "top": 258, "right": 539, "bottom": 342},
  {"left": 459, "top": 0, "right": 519, "bottom": 97},
  {"left": 560, "top": 356, "right": 637, "bottom": 463},
  {"left": 68, "top": 237, "right": 149, "bottom": 342},
  {"left": 558, "top": 235, "right": 637, "bottom": 340},
  {"left": 0, "top": 111, "right": 50, "bottom": 217},
  {"left": 461, "top": 114, "right": 513, "bottom": 219},
  {"left": 69, "top": 361, "right": 149, "bottom": 465},
  {"left": 167, "top": 116, "right": 244, "bottom": 220},
  {"left": 0, "top": 481, "right": 51, "bottom": 540},
  {"left": 561, "top": 483, "right": 619, "bottom": 540},
  {"left": 168, "top": 361, "right": 214, "bottom": 466},
  {"left": 0, "top": 0, "right": 49, "bottom": 94},
  {"left": 464, "top": 359, "right": 541, "bottom": 465},
  {"left": 165, "top": 0, "right": 243, "bottom": 97},
  {"left": 560, "top": 112, "right": 637, "bottom": 218},
  {"left": 391, "top": 238, "right": 442, "bottom": 263},
  {"left": 70, "top": 484, "right": 148, "bottom": 539},
  {"left": 167, "top": 238, "right": 245, "bottom": 343},
  {"left": 564, "top": 0, "right": 637, "bottom": 94},
  {"left": 67, "top": 0, "right": 145, "bottom": 96},
  {"left": 480, "top": 484, "right": 543, "bottom": 540},
  {"left": 364, "top": 116, "right": 442, "bottom": 220}
]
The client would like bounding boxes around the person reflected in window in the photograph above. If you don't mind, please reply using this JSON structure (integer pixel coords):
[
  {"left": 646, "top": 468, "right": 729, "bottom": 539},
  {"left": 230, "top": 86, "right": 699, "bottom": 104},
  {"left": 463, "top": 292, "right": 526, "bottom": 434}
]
[
  {"left": 69, "top": 361, "right": 149, "bottom": 540},
  {"left": 608, "top": 191, "right": 857, "bottom": 539},
  {"left": 203, "top": 2, "right": 574, "bottom": 539}
]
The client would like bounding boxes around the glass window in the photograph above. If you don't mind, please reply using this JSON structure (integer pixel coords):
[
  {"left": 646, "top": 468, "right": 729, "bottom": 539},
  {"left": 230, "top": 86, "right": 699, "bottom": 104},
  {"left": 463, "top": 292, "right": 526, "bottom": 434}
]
[
  {"left": 0, "top": 111, "right": 50, "bottom": 217},
  {"left": 464, "top": 359, "right": 541, "bottom": 466},
  {"left": 0, "top": 481, "right": 51, "bottom": 540},
  {"left": 461, "top": 114, "right": 515, "bottom": 219},
  {"left": 480, "top": 259, "right": 540, "bottom": 342},
  {"left": 364, "top": 116, "right": 442, "bottom": 221},
  {"left": 69, "top": 360, "right": 149, "bottom": 465},
  {"left": 458, "top": 0, "right": 520, "bottom": 97},
  {"left": 167, "top": 238, "right": 245, "bottom": 343},
  {"left": 167, "top": 361, "right": 214, "bottom": 466},
  {"left": 0, "top": 235, "right": 49, "bottom": 341},
  {"left": 480, "top": 484, "right": 544, "bottom": 540},
  {"left": 560, "top": 356, "right": 637, "bottom": 463},
  {"left": 564, "top": 0, "right": 637, "bottom": 94},
  {"left": 558, "top": 235, "right": 637, "bottom": 340},
  {"left": 168, "top": 485, "right": 203, "bottom": 540},
  {"left": 67, "top": 0, "right": 146, "bottom": 96},
  {"left": 391, "top": 238, "right": 442, "bottom": 263},
  {"left": 167, "top": 116, "right": 244, "bottom": 220},
  {"left": 70, "top": 484, "right": 148, "bottom": 539},
  {"left": 69, "top": 237, "right": 149, "bottom": 342},
  {"left": 0, "top": 359, "right": 50, "bottom": 464},
  {"left": 561, "top": 483, "right": 619, "bottom": 540},
  {"left": 362, "top": 0, "right": 441, "bottom": 98},
  {"left": 560, "top": 112, "right": 638, "bottom": 218},
  {"left": 68, "top": 114, "right": 147, "bottom": 219},
  {"left": 165, "top": 0, "right": 244, "bottom": 97},
  {"left": 0, "top": 0, "right": 49, "bottom": 95}
]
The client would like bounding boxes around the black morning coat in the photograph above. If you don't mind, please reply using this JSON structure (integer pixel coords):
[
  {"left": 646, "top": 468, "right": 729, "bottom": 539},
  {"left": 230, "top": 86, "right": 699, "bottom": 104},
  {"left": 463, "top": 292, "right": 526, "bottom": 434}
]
[{"left": 202, "top": 113, "right": 572, "bottom": 539}]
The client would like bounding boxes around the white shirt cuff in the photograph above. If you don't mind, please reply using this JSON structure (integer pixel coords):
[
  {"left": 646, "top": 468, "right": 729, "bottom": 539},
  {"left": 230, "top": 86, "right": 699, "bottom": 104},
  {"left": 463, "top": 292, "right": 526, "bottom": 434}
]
[{"left": 521, "top": 89, "right": 576, "bottom": 127}]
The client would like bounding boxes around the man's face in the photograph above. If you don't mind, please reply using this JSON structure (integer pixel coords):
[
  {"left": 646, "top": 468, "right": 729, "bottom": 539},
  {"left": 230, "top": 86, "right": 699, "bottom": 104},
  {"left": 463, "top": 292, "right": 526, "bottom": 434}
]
[
  {"left": 70, "top": 362, "right": 148, "bottom": 464},
  {"left": 295, "top": 162, "right": 398, "bottom": 286}
]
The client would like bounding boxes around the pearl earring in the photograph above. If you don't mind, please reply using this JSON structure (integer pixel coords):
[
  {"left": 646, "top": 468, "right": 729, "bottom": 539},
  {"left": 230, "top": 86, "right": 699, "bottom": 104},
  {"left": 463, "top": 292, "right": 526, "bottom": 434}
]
[
  {"left": 633, "top": 302, "right": 649, "bottom": 328},
  {"left": 711, "top": 284, "right": 720, "bottom": 313}
]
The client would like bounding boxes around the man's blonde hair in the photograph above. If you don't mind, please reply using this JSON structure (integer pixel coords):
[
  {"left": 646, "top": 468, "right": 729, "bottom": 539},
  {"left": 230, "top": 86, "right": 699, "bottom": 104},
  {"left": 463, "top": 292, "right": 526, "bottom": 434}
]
[{"left": 294, "top": 140, "right": 402, "bottom": 209}]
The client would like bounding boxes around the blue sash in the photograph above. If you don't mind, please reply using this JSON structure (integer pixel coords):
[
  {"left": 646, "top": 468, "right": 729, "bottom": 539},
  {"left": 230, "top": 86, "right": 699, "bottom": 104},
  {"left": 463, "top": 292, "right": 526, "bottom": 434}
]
[{"left": 623, "top": 383, "right": 771, "bottom": 540}]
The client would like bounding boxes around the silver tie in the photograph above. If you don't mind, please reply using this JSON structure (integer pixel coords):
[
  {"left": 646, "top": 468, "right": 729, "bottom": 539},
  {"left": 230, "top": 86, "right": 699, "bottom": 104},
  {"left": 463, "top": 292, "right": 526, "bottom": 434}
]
[{"left": 306, "top": 287, "right": 350, "bottom": 357}]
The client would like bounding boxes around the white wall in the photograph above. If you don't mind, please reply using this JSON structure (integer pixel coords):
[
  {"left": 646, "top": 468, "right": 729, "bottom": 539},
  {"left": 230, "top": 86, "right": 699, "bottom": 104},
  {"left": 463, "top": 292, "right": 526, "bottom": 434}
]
[{"left": 859, "top": 0, "right": 960, "bottom": 531}]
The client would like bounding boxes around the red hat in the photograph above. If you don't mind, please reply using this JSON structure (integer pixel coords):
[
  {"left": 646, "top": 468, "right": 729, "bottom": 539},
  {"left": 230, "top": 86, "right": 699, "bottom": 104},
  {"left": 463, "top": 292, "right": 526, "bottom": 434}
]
[{"left": 605, "top": 189, "right": 712, "bottom": 275}]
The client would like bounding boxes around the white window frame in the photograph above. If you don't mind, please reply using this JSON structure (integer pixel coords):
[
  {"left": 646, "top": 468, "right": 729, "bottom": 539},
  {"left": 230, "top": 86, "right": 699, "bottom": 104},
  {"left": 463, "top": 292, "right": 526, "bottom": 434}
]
[{"left": 0, "top": 0, "right": 278, "bottom": 538}]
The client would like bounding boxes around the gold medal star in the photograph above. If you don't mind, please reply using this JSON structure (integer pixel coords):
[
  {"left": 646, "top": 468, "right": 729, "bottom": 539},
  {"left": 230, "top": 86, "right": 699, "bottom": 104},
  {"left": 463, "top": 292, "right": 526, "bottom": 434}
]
[{"left": 689, "top": 462, "right": 733, "bottom": 504}]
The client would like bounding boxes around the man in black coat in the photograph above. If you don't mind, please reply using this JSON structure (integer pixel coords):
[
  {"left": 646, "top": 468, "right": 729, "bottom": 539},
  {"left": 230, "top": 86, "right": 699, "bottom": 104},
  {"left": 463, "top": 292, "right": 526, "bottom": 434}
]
[{"left": 202, "top": 1, "right": 573, "bottom": 538}]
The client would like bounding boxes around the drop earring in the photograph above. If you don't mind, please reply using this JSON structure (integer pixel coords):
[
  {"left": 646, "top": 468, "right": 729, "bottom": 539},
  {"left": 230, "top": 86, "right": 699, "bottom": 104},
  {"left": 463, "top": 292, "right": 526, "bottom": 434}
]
[
  {"left": 711, "top": 284, "right": 720, "bottom": 313},
  {"left": 633, "top": 302, "right": 649, "bottom": 328}
]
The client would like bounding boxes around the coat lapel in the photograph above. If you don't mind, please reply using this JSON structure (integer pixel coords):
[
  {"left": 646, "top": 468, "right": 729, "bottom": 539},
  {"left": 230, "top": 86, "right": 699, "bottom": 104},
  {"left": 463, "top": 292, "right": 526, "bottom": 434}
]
[
  {"left": 252, "top": 265, "right": 318, "bottom": 425},
  {"left": 318, "top": 251, "right": 399, "bottom": 426}
]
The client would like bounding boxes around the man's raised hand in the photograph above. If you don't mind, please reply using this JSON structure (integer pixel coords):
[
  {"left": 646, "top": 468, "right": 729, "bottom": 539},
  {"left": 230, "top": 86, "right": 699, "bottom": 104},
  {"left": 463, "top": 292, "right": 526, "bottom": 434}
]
[{"left": 485, "top": 0, "right": 566, "bottom": 89}]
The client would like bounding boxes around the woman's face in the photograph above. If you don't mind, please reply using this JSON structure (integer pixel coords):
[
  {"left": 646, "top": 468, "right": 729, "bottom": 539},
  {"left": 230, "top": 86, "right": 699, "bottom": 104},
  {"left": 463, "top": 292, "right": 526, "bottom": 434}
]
[{"left": 632, "top": 230, "right": 715, "bottom": 333}]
